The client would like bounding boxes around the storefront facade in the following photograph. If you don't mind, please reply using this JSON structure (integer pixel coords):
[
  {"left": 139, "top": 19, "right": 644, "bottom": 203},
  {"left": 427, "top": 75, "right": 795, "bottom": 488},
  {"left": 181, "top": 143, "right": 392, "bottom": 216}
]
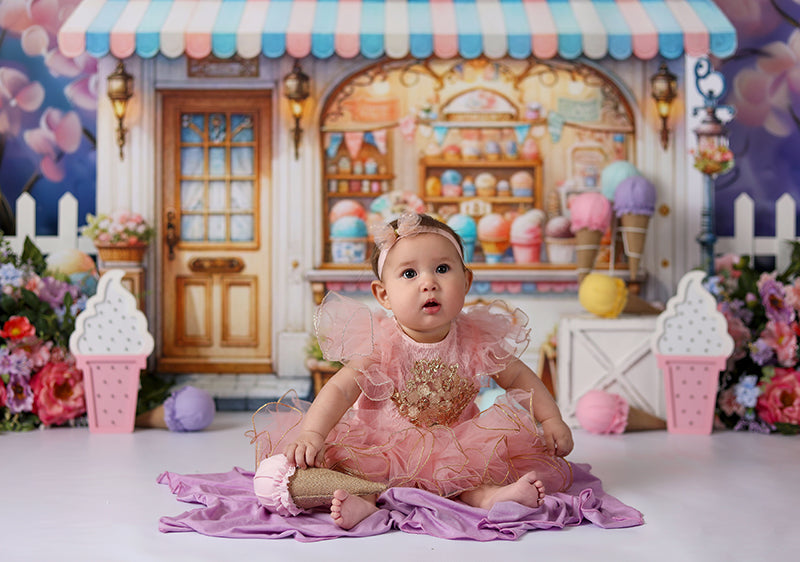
[{"left": 57, "top": 0, "right": 736, "bottom": 391}]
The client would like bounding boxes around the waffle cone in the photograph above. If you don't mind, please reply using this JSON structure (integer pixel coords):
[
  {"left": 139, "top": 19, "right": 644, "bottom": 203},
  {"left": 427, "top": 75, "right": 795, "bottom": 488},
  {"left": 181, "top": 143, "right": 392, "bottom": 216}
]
[
  {"left": 288, "top": 467, "right": 387, "bottom": 509},
  {"left": 135, "top": 405, "right": 167, "bottom": 429},
  {"left": 623, "top": 294, "right": 662, "bottom": 315},
  {"left": 619, "top": 214, "right": 650, "bottom": 281},
  {"left": 626, "top": 405, "right": 667, "bottom": 431},
  {"left": 574, "top": 229, "right": 603, "bottom": 283}
]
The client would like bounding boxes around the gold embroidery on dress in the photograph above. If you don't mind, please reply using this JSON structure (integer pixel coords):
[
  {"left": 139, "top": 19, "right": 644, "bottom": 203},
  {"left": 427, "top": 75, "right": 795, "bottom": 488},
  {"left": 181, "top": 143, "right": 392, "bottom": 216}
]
[{"left": 391, "top": 358, "right": 478, "bottom": 427}]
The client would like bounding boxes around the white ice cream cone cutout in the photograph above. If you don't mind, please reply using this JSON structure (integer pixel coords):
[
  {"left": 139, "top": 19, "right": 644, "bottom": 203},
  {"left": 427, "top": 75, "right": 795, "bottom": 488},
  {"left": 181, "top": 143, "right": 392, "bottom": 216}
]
[
  {"left": 70, "top": 270, "right": 154, "bottom": 433},
  {"left": 651, "top": 271, "right": 733, "bottom": 435}
]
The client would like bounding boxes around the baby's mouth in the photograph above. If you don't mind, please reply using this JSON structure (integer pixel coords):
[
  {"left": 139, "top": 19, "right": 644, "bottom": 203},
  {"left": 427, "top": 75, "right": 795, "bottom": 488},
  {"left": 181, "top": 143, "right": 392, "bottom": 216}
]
[{"left": 422, "top": 299, "right": 441, "bottom": 313}]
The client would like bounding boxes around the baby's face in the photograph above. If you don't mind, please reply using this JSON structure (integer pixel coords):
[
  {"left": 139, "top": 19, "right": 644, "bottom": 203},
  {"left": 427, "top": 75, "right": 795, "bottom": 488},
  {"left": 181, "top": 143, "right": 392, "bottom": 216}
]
[{"left": 374, "top": 232, "right": 471, "bottom": 343}]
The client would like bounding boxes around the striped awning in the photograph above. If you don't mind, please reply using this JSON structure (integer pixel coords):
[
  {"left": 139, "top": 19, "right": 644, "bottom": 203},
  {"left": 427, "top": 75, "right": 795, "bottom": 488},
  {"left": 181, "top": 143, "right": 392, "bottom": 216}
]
[{"left": 58, "top": 0, "right": 737, "bottom": 62}]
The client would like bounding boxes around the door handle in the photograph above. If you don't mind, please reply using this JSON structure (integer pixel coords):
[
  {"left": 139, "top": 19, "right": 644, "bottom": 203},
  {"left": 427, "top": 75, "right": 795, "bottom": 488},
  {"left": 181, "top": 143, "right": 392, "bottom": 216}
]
[
  {"left": 166, "top": 210, "right": 178, "bottom": 260},
  {"left": 189, "top": 257, "right": 244, "bottom": 273}
]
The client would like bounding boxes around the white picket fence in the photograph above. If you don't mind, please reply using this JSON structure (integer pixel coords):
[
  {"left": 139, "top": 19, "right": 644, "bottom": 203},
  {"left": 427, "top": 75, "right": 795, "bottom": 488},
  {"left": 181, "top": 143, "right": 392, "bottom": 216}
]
[
  {"left": 715, "top": 192, "right": 798, "bottom": 272},
  {"left": 3, "top": 192, "right": 96, "bottom": 255}
]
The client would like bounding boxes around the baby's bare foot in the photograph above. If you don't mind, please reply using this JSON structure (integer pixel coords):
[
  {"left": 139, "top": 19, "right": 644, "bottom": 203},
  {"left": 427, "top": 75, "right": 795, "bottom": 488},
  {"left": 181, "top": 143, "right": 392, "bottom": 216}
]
[
  {"left": 330, "top": 489, "right": 379, "bottom": 530},
  {"left": 489, "top": 472, "right": 546, "bottom": 509}
]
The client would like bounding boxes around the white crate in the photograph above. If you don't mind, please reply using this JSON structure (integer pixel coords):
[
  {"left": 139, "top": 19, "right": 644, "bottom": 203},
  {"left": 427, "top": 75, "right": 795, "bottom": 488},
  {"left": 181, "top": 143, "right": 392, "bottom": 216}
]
[{"left": 557, "top": 314, "right": 664, "bottom": 428}]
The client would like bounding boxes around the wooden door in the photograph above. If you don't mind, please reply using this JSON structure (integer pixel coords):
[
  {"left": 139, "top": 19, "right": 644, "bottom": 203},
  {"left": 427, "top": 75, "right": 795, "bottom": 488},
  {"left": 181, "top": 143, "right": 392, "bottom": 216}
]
[{"left": 159, "top": 90, "right": 272, "bottom": 373}]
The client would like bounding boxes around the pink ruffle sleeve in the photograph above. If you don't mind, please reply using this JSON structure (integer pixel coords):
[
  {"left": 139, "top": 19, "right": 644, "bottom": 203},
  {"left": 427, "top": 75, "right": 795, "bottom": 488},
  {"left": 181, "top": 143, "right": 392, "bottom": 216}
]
[{"left": 458, "top": 301, "right": 531, "bottom": 380}]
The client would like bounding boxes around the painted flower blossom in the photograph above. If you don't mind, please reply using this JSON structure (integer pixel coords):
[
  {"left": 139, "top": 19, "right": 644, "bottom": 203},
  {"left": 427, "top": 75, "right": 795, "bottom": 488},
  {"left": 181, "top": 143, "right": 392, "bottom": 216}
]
[
  {"left": 30, "top": 361, "right": 85, "bottom": 426},
  {"left": 0, "top": 316, "right": 37, "bottom": 341},
  {"left": 23, "top": 107, "right": 83, "bottom": 182},
  {"left": 5, "top": 373, "right": 35, "bottom": 414},
  {"left": 0, "top": 66, "right": 46, "bottom": 136},
  {"left": 757, "top": 368, "right": 800, "bottom": 426}
]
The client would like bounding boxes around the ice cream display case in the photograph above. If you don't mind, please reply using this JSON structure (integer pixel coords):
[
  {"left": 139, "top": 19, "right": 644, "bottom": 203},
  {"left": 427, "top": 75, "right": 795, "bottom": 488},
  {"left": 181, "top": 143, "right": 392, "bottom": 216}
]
[{"left": 314, "top": 58, "right": 642, "bottom": 285}]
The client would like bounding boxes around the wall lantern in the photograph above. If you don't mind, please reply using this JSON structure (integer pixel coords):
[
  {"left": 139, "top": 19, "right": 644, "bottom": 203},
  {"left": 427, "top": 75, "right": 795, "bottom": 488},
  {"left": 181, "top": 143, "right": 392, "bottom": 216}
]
[
  {"left": 283, "top": 61, "right": 311, "bottom": 160},
  {"left": 650, "top": 62, "right": 678, "bottom": 150},
  {"left": 106, "top": 60, "right": 134, "bottom": 160}
]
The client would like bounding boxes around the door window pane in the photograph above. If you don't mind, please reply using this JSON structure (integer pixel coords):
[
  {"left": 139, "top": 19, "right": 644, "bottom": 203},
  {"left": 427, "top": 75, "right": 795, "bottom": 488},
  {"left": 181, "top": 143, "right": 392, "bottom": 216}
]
[
  {"left": 208, "top": 215, "right": 226, "bottom": 241},
  {"left": 231, "top": 215, "right": 254, "bottom": 242},
  {"left": 181, "top": 215, "right": 204, "bottom": 241},
  {"left": 231, "top": 147, "right": 254, "bottom": 175},
  {"left": 209, "top": 181, "right": 226, "bottom": 211},
  {"left": 180, "top": 181, "right": 204, "bottom": 211},
  {"left": 231, "top": 114, "right": 254, "bottom": 142},
  {"left": 231, "top": 181, "right": 253, "bottom": 211}
]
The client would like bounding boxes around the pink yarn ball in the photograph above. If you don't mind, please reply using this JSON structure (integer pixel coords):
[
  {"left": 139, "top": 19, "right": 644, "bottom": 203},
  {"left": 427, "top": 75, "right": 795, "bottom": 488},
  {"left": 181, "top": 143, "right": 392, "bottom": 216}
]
[{"left": 575, "top": 390, "right": 630, "bottom": 434}]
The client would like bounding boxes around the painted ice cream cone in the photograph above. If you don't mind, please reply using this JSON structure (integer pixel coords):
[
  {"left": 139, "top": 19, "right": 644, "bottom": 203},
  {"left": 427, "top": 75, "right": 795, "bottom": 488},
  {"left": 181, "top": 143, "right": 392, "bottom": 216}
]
[
  {"left": 619, "top": 214, "right": 650, "bottom": 281},
  {"left": 477, "top": 213, "right": 511, "bottom": 264},
  {"left": 510, "top": 210, "right": 545, "bottom": 264},
  {"left": 575, "top": 390, "right": 666, "bottom": 434},
  {"left": 574, "top": 228, "right": 603, "bottom": 283},
  {"left": 69, "top": 270, "right": 155, "bottom": 433},
  {"left": 613, "top": 176, "right": 656, "bottom": 281},
  {"left": 568, "top": 192, "right": 612, "bottom": 283},
  {"left": 652, "top": 271, "right": 734, "bottom": 435}
]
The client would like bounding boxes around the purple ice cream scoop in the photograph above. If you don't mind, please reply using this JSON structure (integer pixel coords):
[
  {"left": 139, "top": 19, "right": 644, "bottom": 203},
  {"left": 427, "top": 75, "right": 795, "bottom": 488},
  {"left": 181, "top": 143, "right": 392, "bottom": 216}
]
[
  {"left": 164, "top": 386, "right": 216, "bottom": 432},
  {"left": 613, "top": 176, "right": 656, "bottom": 217}
]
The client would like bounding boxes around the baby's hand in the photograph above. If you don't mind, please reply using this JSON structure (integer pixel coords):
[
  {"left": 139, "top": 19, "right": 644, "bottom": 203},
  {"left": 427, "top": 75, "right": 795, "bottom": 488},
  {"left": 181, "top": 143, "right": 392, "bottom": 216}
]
[
  {"left": 284, "top": 430, "right": 326, "bottom": 469},
  {"left": 540, "top": 417, "right": 574, "bottom": 457}
]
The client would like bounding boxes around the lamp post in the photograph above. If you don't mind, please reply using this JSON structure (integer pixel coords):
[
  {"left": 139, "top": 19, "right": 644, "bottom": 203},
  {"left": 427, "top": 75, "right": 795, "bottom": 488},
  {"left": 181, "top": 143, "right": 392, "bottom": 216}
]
[{"left": 692, "top": 58, "right": 734, "bottom": 277}]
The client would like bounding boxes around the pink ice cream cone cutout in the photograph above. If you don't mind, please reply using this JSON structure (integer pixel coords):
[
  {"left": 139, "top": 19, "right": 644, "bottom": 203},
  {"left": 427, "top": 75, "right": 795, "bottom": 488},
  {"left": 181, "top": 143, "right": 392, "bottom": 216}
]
[
  {"left": 569, "top": 192, "right": 612, "bottom": 283},
  {"left": 651, "top": 271, "right": 733, "bottom": 435},
  {"left": 69, "top": 270, "right": 154, "bottom": 433}
]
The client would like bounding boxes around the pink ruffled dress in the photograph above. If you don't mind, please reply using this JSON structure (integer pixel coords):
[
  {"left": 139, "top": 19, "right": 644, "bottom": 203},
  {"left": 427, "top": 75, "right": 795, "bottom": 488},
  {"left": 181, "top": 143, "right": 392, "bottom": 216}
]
[{"left": 250, "top": 293, "right": 573, "bottom": 498}]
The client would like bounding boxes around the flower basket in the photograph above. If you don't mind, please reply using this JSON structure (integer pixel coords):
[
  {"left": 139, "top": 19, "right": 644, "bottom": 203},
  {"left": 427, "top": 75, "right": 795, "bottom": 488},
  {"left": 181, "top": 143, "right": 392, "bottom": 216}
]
[{"left": 95, "top": 243, "right": 148, "bottom": 265}]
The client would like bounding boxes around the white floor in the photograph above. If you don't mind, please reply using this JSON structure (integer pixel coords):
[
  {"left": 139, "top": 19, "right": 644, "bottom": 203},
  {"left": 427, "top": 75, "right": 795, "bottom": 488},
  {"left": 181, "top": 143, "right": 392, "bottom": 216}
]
[{"left": 3, "top": 411, "right": 797, "bottom": 562}]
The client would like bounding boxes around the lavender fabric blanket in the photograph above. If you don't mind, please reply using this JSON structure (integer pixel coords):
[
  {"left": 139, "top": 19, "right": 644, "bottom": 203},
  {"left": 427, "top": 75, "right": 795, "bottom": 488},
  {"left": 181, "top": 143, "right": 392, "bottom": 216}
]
[{"left": 158, "top": 463, "right": 642, "bottom": 541}]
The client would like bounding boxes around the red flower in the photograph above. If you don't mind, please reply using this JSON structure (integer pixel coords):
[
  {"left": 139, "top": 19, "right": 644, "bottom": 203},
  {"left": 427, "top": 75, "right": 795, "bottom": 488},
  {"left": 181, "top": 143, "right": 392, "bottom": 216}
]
[
  {"left": 0, "top": 316, "right": 36, "bottom": 340},
  {"left": 30, "top": 361, "right": 85, "bottom": 426},
  {"left": 756, "top": 368, "right": 800, "bottom": 426}
]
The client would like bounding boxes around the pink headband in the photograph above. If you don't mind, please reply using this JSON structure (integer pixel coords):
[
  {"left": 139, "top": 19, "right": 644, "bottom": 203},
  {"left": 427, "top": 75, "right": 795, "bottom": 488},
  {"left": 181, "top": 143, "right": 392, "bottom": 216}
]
[{"left": 374, "top": 213, "right": 464, "bottom": 278}]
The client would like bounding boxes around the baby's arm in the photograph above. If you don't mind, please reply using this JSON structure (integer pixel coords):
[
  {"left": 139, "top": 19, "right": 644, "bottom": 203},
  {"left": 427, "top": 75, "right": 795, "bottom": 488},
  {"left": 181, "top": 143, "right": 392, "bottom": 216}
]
[
  {"left": 284, "top": 363, "right": 363, "bottom": 469},
  {"left": 494, "top": 359, "right": 574, "bottom": 457}
]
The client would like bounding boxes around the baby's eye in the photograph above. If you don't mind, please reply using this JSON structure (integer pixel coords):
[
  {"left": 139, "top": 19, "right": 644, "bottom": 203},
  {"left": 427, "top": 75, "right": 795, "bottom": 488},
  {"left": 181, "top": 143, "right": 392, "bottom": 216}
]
[
  {"left": 436, "top": 264, "right": 450, "bottom": 274},
  {"left": 402, "top": 269, "right": 417, "bottom": 279}
]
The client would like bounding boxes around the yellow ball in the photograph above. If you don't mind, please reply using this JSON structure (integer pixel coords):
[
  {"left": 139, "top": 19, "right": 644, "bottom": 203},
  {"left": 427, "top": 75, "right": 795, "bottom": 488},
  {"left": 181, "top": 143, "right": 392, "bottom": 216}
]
[{"left": 578, "top": 273, "right": 629, "bottom": 318}]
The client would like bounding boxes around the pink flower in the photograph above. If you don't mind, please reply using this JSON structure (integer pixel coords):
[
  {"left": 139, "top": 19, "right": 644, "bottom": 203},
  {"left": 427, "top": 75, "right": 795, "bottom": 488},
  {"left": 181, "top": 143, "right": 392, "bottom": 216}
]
[
  {"left": 720, "top": 305, "right": 751, "bottom": 361},
  {"left": 23, "top": 108, "right": 83, "bottom": 182},
  {"left": 757, "top": 367, "right": 800, "bottom": 426},
  {"left": 718, "top": 387, "right": 745, "bottom": 417},
  {"left": 0, "top": 67, "right": 45, "bottom": 135},
  {"left": 0, "top": 378, "right": 6, "bottom": 408},
  {"left": 0, "top": 316, "right": 36, "bottom": 340},
  {"left": 24, "top": 274, "right": 43, "bottom": 295},
  {"left": 30, "top": 360, "right": 85, "bottom": 426},
  {"left": 715, "top": 254, "right": 741, "bottom": 280},
  {"left": 759, "top": 320, "right": 799, "bottom": 367},
  {"left": 785, "top": 279, "right": 800, "bottom": 311}
]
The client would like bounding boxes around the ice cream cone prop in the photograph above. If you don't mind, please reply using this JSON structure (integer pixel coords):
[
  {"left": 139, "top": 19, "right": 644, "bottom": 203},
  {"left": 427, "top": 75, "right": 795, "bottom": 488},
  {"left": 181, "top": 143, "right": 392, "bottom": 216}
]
[
  {"left": 477, "top": 213, "right": 511, "bottom": 264},
  {"left": 613, "top": 176, "right": 656, "bottom": 281},
  {"left": 652, "top": 271, "right": 734, "bottom": 435},
  {"left": 575, "top": 390, "right": 666, "bottom": 434},
  {"left": 76, "top": 355, "right": 146, "bottom": 433},
  {"left": 569, "top": 192, "right": 612, "bottom": 283},
  {"left": 481, "top": 240, "right": 510, "bottom": 263},
  {"left": 619, "top": 214, "right": 650, "bottom": 281},
  {"left": 69, "top": 270, "right": 155, "bottom": 434},
  {"left": 254, "top": 454, "right": 387, "bottom": 516},
  {"left": 655, "top": 355, "right": 728, "bottom": 434},
  {"left": 579, "top": 273, "right": 662, "bottom": 318},
  {"left": 135, "top": 386, "right": 216, "bottom": 432},
  {"left": 574, "top": 229, "right": 603, "bottom": 283}
]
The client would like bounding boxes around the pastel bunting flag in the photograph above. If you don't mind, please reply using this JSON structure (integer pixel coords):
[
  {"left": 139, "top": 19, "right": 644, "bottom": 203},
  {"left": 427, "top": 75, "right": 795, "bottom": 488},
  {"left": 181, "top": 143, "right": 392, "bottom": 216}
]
[
  {"left": 326, "top": 133, "right": 343, "bottom": 158},
  {"left": 514, "top": 124, "right": 531, "bottom": 144},
  {"left": 433, "top": 125, "right": 448, "bottom": 146},
  {"left": 344, "top": 132, "right": 364, "bottom": 159},
  {"left": 372, "top": 129, "right": 387, "bottom": 154}
]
